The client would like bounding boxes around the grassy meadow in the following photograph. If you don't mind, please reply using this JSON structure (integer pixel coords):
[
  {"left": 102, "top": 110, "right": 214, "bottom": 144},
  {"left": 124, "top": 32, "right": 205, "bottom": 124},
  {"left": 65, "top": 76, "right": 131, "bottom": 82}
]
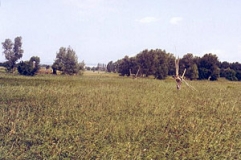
[{"left": 1, "top": 71, "right": 241, "bottom": 159}]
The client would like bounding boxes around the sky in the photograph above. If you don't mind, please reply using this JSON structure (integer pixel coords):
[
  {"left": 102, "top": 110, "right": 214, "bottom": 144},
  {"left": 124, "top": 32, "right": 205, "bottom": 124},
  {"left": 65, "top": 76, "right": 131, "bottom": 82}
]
[{"left": 0, "top": 0, "right": 241, "bottom": 66}]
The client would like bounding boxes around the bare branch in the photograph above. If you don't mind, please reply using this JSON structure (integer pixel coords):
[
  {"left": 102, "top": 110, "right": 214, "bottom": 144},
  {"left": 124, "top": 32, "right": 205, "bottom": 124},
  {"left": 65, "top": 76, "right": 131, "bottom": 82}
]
[
  {"left": 181, "top": 68, "right": 186, "bottom": 79},
  {"left": 175, "top": 58, "right": 179, "bottom": 76},
  {"left": 135, "top": 67, "right": 140, "bottom": 78}
]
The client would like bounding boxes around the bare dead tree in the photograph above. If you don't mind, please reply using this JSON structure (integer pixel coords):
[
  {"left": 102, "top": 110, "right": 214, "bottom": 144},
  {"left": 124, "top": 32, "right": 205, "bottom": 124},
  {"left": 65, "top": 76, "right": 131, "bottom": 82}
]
[
  {"left": 129, "top": 67, "right": 140, "bottom": 79},
  {"left": 173, "top": 58, "right": 186, "bottom": 90},
  {"left": 129, "top": 69, "right": 134, "bottom": 77},
  {"left": 172, "top": 57, "right": 198, "bottom": 91}
]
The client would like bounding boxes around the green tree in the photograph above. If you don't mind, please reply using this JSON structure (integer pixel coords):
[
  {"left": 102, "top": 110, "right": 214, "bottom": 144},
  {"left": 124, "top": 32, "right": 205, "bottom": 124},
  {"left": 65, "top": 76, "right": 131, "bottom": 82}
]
[
  {"left": 223, "top": 68, "right": 237, "bottom": 81},
  {"left": 118, "top": 56, "right": 131, "bottom": 76},
  {"left": 17, "top": 56, "right": 40, "bottom": 76},
  {"left": 154, "top": 49, "right": 169, "bottom": 79},
  {"left": 2, "top": 37, "right": 23, "bottom": 72},
  {"left": 136, "top": 49, "right": 151, "bottom": 77},
  {"left": 113, "top": 60, "right": 120, "bottom": 73},
  {"left": 129, "top": 57, "right": 139, "bottom": 75},
  {"left": 220, "top": 61, "right": 231, "bottom": 77},
  {"left": 198, "top": 67, "right": 210, "bottom": 80},
  {"left": 188, "top": 63, "right": 199, "bottom": 80},
  {"left": 236, "top": 71, "right": 241, "bottom": 81},
  {"left": 220, "top": 61, "right": 230, "bottom": 69},
  {"left": 198, "top": 53, "right": 220, "bottom": 80},
  {"left": 210, "top": 65, "right": 220, "bottom": 80},
  {"left": 30, "top": 56, "right": 40, "bottom": 73},
  {"left": 180, "top": 53, "right": 195, "bottom": 79},
  {"left": 229, "top": 62, "right": 241, "bottom": 81},
  {"left": 116, "top": 49, "right": 173, "bottom": 79},
  {"left": 155, "top": 65, "right": 168, "bottom": 79},
  {"left": 180, "top": 53, "right": 194, "bottom": 68},
  {"left": 136, "top": 49, "right": 160, "bottom": 77},
  {"left": 52, "top": 46, "right": 79, "bottom": 75},
  {"left": 230, "top": 62, "right": 241, "bottom": 71},
  {"left": 107, "top": 61, "right": 114, "bottom": 72},
  {"left": 79, "top": 60, "right": 85, "bottom": 71},
  {"left": 166, "top": 53, "right": 176, "bottom": 76}
]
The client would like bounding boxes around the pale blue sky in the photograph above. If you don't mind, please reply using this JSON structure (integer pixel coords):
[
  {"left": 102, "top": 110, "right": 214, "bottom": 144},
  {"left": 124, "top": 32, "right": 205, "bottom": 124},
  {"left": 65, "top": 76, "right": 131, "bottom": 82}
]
[{"left": 1, "top": 0, "right": 241, "bottom": 66}]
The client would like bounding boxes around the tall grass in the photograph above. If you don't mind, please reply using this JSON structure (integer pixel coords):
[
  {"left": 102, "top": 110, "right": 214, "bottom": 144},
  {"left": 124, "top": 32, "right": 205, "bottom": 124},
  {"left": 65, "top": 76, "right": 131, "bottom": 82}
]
[{"left": 0, "top": 73, "right": 241, "bottom": 159}]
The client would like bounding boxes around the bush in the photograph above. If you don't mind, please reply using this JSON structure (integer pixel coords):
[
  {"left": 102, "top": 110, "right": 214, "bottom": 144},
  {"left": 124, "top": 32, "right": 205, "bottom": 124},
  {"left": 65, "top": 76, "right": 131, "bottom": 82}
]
[{"left": 17, "top": 56, "right": 40, "bottom": 76}]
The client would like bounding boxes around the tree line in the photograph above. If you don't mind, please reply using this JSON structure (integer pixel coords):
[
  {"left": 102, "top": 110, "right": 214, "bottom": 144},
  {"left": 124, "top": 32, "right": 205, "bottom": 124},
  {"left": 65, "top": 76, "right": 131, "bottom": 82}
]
[
  {"left": 107, "top": 49, "right": 241, "bottom": 81},
  {"left": 1, "top": 36, "right": 84, "bottom": 76},
  {"left": 2, "top": 36, "right": 241, "bottom": 80}
]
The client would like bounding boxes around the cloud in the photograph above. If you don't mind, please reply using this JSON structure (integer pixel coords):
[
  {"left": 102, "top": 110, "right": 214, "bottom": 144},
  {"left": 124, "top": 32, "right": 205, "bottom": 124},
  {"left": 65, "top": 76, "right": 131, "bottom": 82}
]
[
  {"left": 170, "top": 17, "right": 183, "bottom": 25},
  {"left": 136, "top": 17, "right": 159, "bottom": 23}
]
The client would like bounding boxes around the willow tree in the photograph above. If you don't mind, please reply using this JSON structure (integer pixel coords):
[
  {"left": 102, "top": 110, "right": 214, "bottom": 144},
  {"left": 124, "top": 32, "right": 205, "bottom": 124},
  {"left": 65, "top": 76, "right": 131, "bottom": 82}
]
[
  {"left": 2, "top": 37, "right": 23, "bottom": 72},
  {"left": 52, "top": 46, "right": 79, "bottom": 75}
]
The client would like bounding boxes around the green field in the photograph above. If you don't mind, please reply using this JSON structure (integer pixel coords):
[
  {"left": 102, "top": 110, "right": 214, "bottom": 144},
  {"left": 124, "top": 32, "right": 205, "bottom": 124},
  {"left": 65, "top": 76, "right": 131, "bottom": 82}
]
[{"left": 1, "top": 72, "right": 241, "bottom": 159}]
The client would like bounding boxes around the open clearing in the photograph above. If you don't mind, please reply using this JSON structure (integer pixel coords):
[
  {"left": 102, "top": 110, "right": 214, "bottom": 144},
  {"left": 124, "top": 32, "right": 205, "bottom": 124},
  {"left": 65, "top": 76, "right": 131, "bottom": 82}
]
[{"left": 0, "top": 72, "right": 241, "bottom": 159}]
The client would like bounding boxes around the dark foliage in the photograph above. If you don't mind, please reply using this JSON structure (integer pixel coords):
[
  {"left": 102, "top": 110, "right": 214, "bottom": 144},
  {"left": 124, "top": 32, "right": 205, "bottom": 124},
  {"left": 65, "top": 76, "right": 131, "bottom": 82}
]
[{"left": 17, "top": 56, "right": 40, "bottom": 76}]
